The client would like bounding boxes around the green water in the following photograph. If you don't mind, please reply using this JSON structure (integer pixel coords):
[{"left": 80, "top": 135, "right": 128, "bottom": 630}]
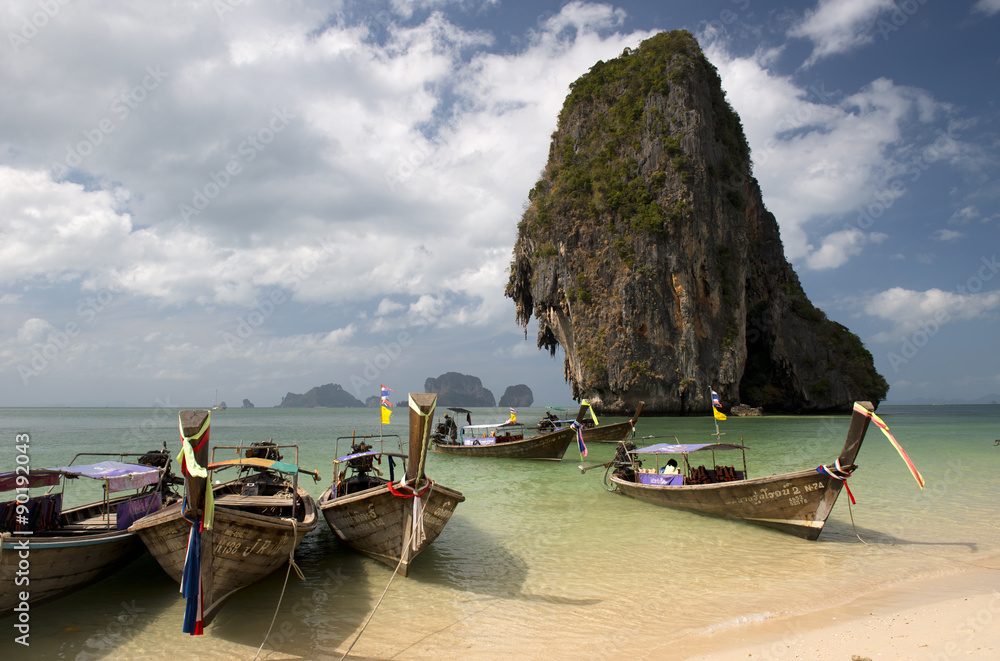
[{"left": 2, "top": 405, "right": 999, "bottom": 659}]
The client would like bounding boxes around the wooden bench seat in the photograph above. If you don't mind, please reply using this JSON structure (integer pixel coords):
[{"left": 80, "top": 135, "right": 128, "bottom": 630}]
[{"left": 214, "top": 494, "right": 295, "bottom": 508}]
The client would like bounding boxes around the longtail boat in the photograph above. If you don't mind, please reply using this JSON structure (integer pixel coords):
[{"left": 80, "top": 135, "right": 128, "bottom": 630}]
[
  {"left": 130, "top": 411, "right": 318, "bottom": 633},
  {"left": 596, "top": 401, "right": 921, "bottom": 540},
  {"left": 432, "top": 404, "right": 588, "bottom": 460},
  {"left": 318, "top": 393, "right": 465, "bottom": 576},
  {"left": 537, "top": 401, "right": 644, "bottom": 443},
  {"left": 1, "top": 452, "right": 173, "bottom": 616}
]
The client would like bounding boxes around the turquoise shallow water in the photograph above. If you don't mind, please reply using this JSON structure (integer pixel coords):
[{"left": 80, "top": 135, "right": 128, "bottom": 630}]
[{"left": 2, "top": 404, "right": 999, "bottom": 659}]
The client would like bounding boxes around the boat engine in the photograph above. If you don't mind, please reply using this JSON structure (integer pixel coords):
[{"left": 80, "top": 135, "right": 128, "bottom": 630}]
[
  {"left": 246, "top": 440, "right": 282, "bottom": 461},
  {"left": 612, "top": 440, "right": 640, "bottom": 481},
  {"left": 138, "top": 449, "right": 171, "bottom": 467}
]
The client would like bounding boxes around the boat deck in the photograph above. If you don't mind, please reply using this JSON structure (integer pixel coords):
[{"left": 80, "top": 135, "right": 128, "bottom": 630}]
[{"left": 60, "top": 512, "right": 117, "bottom": 532}]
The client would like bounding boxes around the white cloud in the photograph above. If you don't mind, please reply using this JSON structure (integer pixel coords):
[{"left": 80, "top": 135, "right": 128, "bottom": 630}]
[
  {"left": 2, "top": 2, "right": 652, "bottom": 316},
  {"left": 863, "top": 286, "right": 1000, "bottom": 342},
  {"left": 806, "top": 228, "right": 869, "bottom": 270},
  {"left": 788, "top": 0, "right": 896, "bottom": 66},
  {"left": 376, "top": 298, "right": 406, "bottom": 316},
  {"left": 16, "top": 318, "right": 56, "bottom": 343},
  {"left": 933, "top": 229, "right": 964, "bottom": 242},
  {"left": 948, "top": 206, "right": 981, "bottom": 225},
  {"left": 702, "top": 36, "right": 963, "bottom": 271},
  {"left": 973, "top": 0, "right": 1000, "bottom": 16}
]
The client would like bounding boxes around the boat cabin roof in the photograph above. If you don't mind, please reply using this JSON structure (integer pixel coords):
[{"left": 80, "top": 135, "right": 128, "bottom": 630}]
[
  {"left": 633, "top": 442, "right": 748, "bottom": 454},
  {"left": 462, "top": 421, "right": 523, "bottom": 431}
]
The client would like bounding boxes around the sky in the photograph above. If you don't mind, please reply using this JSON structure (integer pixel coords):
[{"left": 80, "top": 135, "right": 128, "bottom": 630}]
[{"left": 1, "top": 0, "right": 998, "bottom": 408}]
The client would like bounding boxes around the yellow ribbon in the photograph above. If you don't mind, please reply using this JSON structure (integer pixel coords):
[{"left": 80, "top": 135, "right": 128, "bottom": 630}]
[
  {"left": 174, "top": 412, "right": 215, "bottom": 529},
  {"left": 175, "top": 412, "right": 211, "bottom": 478}
]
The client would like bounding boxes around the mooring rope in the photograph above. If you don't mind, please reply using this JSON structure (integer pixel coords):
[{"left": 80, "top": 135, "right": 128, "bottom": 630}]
[
  {"left": 253, "top": 518, "right": 305, "bottom": 660},
  {"left": 339, "top": 523, "right": 414, "bottom": 660},
  {"left": 845, "top": 497, "right": 868, "bottom": 545}
]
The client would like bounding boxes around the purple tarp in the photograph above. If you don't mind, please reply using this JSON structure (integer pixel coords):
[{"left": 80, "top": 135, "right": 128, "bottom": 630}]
[
  {"left": 0, "top": 469, "right": 62, "bottom": 492},
  {"left": 633, "top": 442, "right": 748, "bottom": 454},
  {"left": 50, "top": 461, "right": 161, "bottom": 493},
  {"left": 116, "top": 492, "right": 162, "bottom": 530}
]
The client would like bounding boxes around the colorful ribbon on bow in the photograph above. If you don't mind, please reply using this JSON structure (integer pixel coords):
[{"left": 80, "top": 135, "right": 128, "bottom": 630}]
[{"left": 854, "top": 402, "right": 925, "bottom": 489}]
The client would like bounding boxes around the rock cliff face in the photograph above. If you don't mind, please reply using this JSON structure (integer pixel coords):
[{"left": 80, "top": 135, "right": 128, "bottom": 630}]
[
  {"left": 498, "top": 384, "right": 534, "bottom": 408},
  {"left": 242, "top": 399, "right": 254, "bottom": 408},
  {"left": 278, "top": 383, "right": 365, "bottom": 408},
  {"left": 424, "top": 372, "right": 496, "bottom": 407},
  {"left": 505, "top": 31, "right": 887, "bottom": 415}
]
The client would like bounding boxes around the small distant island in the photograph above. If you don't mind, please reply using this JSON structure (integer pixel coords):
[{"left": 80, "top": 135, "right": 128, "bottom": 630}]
[
  {"left": 499, "top": 384, "right": 533, "bottom": 408},
  {"left": 425, "top": 372, "right": 496, "bottom": 407},
  {"left": 277, "top": 383, "right": 365, "bottom": 408},
  {"left": 272, "top": 376, "right": 537, "bottom": 408}
]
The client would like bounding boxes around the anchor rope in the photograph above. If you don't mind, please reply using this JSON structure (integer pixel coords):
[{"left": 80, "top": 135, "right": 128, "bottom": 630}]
[
  {"left": 339, "top": 524, "right": 414, "bottom": 660},
  {"left": 253, "top": 517, "right": 305, "bottom": 660}
]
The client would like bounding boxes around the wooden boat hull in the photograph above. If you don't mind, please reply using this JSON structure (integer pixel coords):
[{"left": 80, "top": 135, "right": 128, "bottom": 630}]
[
  {"left": 581, "top": 420, "right": 635, "bottom": 443},
  {"left": 130, "top": 486, "right": 317, "bottom": 624},
  {"left": 608, "top": 401, "right": 876, "bottom": 540},
  {"left": 610, "top": 468, "right": 844, "bottom": 540},
  {"left": 318, "top": 481, "right": 465, "bottom": 576},
  {"left": 432, "top": 427, "right": 575, "bottom": 460},
  {"left": 0, "top": 494, "right": 159, "bottom": 615},
  {"left": 544, "top": 401, "right": 642, "bottom": 443},
  {"left": 1, "top": 529, "right": 143, "bottom": 615}
]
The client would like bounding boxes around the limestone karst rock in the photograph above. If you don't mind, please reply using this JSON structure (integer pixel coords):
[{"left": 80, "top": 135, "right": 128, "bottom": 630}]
[
  {"left": 505, "top": 31, "right": 888, "bottom": 414},
  {"left": 498, "top": 384, "right": 534, "bottom": 408},
  {"left": 424, "top": 372, "right": 496, "bottom": 407}
]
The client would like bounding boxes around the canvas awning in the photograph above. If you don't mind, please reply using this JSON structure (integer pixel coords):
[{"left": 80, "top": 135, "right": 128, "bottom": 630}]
[
  {"left": 334, "top": 450, "right": 407, "bottom": 463},
  {"left": 633, "top": 442, "right": 748, "bottom": 454},
  {"left": 48, "top": 461, "right": 162, "bottom": 493},
  {"left": 462, "top": 421, "right": 522, "bottom": 431},
  {"left": 0, "top": 469, "right": 62, "bottom": 492}
]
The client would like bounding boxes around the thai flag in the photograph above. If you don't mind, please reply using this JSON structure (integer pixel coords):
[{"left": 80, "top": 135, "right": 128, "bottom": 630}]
[
  {"left": 711, "top": 389, "right": 721, "bottom": 408},
  {"left": 381, "top": 385, "right": 394, "bottom": 407}
]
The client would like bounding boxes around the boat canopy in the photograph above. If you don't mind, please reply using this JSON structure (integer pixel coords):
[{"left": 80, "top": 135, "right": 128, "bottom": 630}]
[
  {"left": 2, "top": 462, "right": 161, "bottom": 493},
  {"left": 0, "top": 469, "right": 63, "bottom": 492},
  {"left": 462, "top": 421, "right": 522, "bottom": 431},
  {"left": 208, "top": 456, "right": 316, "bottom": 477},
  {"left": 447, "top": 407, "right": 472, "bottom": 414},
  {"left": 633, "top": 442, "right": 748, "bottom": 454},
  {"left": 50, "top": 461, "right": 162, "bottom": 493},
  {"left": 334, "top": 450, "right": 407, "bottom": 463}
]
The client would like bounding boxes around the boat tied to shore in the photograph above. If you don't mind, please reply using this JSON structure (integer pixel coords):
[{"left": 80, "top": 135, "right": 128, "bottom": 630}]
[
  {"left": 589, "top": 400, "right": 924, "bottom": 540},
  {"left": 318, "top": 392, "right": 465, "bottom": 576},
  {"left": 536, "top": 401, "right": 644, "bottom": 443},
  {"left": 129, "top": 411, "right": 319, "bottom": 634},
  {"left": 432, "top": 404, "right": 590, "bottom": 460},
  {"left": 2, "top": 450, "right": 175, "bottom": 617}
]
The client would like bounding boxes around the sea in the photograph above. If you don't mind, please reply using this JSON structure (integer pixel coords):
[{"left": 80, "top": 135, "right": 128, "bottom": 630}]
[{"left": 2, "top": 404, "right": 999, "bottom": 660}]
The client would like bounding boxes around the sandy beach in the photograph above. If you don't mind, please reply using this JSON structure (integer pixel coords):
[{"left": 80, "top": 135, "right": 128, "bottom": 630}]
[{"left": 660, "top": 566, "right": 1000, "bottom": 661}]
